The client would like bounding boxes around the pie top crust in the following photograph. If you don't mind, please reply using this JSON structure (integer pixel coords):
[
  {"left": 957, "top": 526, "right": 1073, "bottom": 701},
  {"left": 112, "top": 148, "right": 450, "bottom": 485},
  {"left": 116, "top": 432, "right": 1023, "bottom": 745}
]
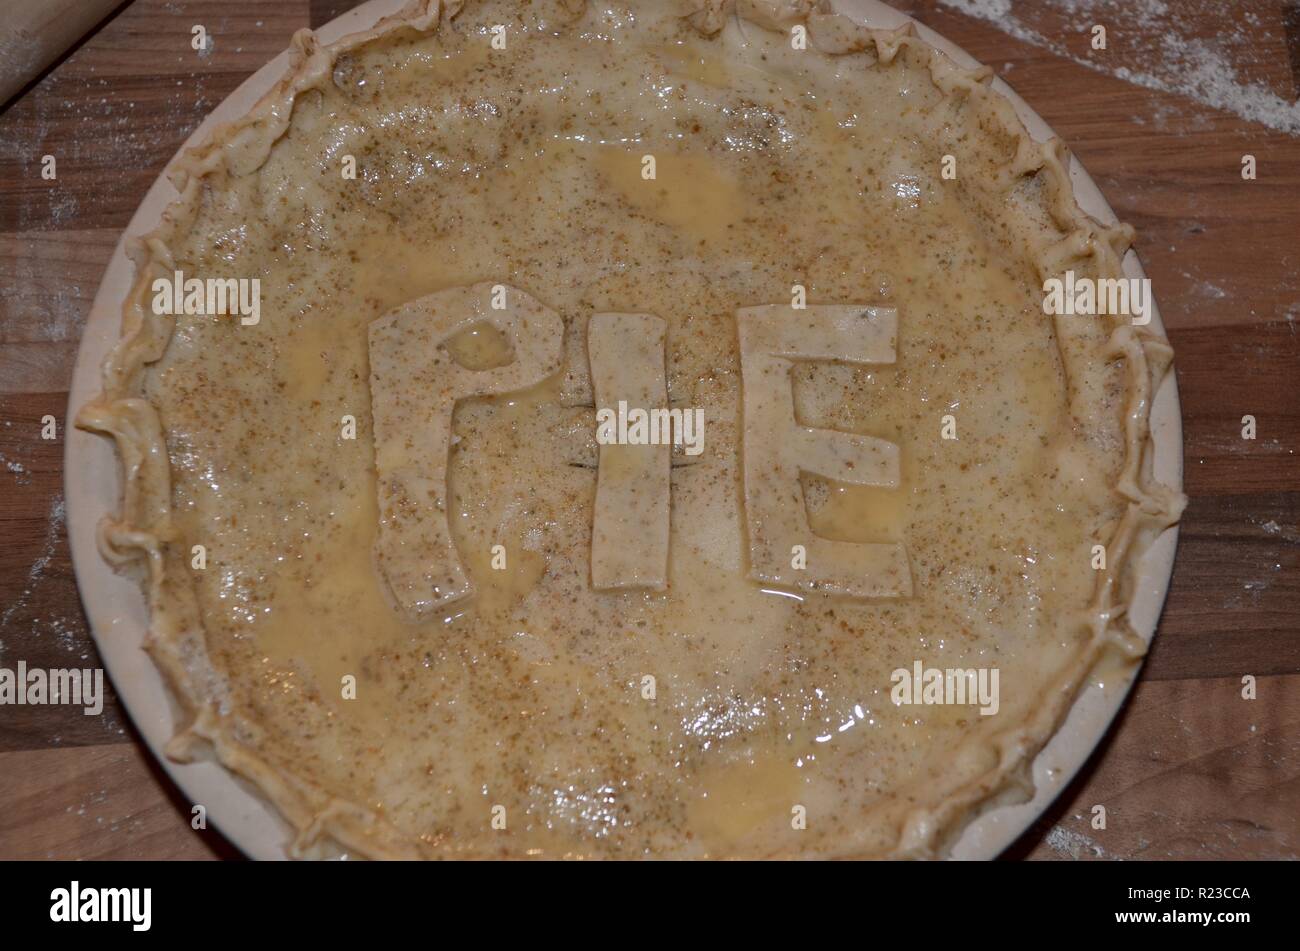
[{"left": 77, "top": 0, "right": 1185, "bottom": 858}]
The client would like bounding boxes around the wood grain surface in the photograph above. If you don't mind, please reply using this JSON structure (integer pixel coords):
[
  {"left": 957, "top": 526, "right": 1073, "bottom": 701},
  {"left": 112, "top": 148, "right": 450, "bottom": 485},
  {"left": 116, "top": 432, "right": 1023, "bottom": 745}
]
[{"left": 0, "top": 0, "right": 1296, "bottom": 861}]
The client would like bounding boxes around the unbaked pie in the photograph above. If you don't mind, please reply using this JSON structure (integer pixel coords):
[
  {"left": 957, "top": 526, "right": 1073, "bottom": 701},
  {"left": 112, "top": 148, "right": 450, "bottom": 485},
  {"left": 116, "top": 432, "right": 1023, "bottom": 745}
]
[{"left": 78, "top": 0, "right": 1184, "bottom": 858}]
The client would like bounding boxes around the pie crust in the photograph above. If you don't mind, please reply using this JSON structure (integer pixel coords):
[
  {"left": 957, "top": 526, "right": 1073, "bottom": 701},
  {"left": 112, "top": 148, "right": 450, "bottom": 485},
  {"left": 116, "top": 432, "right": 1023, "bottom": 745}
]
[{"left": 76, "top": 0, "right": 1185, "bottom": 858}]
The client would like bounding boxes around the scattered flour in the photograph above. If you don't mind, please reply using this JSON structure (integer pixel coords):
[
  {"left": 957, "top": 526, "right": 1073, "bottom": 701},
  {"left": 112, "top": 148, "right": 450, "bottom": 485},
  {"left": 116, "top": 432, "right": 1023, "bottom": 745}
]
[
  {"left": 0, "top": 495, "right": 67, "bottom": 654},
  {"left": 1045, "top": 823, "right": 1111, "bottom": 859},
  {"left": 1, "top": 452, "right": 31, "bottom": 483},
  {"left": 938, "top": 0, "right": 1300, "bottom": 135},
  {"left": 0, "top": 238, "right": 86, "bottom": 348}
]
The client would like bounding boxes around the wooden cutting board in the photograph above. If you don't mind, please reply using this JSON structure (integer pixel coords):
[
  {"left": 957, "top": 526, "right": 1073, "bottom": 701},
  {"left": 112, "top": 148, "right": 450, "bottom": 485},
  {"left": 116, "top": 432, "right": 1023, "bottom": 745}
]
[{"left": 0, "top": 0, "right": 1296, "bottom": 860}]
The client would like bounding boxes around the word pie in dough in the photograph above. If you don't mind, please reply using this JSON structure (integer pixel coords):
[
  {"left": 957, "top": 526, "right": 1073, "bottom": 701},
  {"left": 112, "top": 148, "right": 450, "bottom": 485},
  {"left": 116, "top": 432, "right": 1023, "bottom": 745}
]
[{"left": 78, "top": 0, "right": 1184, "bottom": 858}]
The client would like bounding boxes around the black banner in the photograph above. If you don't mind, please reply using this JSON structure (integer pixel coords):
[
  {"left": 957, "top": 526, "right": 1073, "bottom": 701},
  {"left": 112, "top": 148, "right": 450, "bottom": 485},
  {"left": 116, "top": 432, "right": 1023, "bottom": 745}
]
[{"left": 2, "top": 860, "right": 1282, "bottom": 938}]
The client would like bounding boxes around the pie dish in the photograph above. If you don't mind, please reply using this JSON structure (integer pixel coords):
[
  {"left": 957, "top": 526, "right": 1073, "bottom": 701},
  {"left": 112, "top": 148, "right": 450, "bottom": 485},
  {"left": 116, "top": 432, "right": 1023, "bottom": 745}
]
[{"left": 69, "top": 0, "right": 1185, "bottom": 858}]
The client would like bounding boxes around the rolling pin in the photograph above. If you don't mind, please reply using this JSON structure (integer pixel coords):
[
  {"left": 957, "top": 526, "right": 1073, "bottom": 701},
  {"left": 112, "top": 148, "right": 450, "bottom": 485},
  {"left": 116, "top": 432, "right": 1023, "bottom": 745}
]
[{"left": 0, "top": 0, "right": 125, "bottom": 107}]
